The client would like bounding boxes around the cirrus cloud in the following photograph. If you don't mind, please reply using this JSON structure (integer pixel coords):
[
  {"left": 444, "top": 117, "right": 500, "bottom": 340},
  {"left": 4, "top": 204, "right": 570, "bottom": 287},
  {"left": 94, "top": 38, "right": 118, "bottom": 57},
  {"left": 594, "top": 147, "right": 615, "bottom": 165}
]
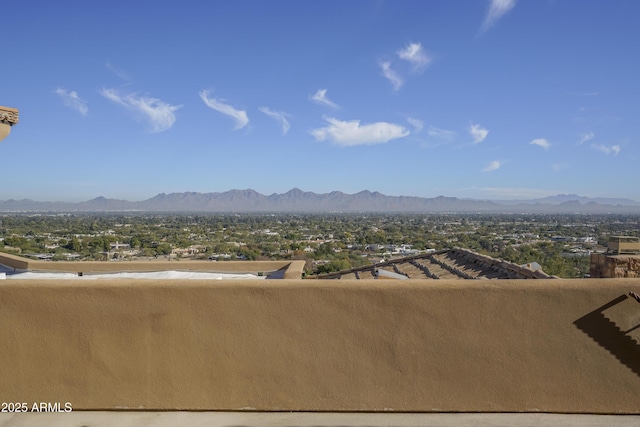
[
  {"left": 379, "top": 41, "right": 432, "bottom": 92},
  {"left": 407, "top": 117, "right": 424, "bottom": 132},
  {"left": 310, "top": 116, "right": 410, "bottom": 147},
  {"left": 199, "top": 90, "right": 249, "bottom": 130},
  {"left": 379, "top": 61, "right": 404, "bottom": 92},
  {"left": 592, "top": 143, "right": 621, "bottom": 156},
  {"left": 530, "top": 138, "right": 551, "bottom": 150},
  {"left": 55, "top": 88, "right": 88, "bottom": 116},
  {"left": 259, "top": 106, "right": 291, "bottom": 135},
  {"left": 578, "top": 131, "right": 594, "bottom": 145},
  {"left": 469, "top": 123, "right": 489, "bottom": 144},
  {"left": 101, "top": 88, "right": 181, "bottom": 133},
  {"left": 105, "top": 62, "right": 131, "bottom": 83},
  {"left": 397, "top": 42, "right": 431, "bottom": 72},
  {"left": 310, "top": 89, "right": 340, "bottom": 109},
  {"left": 427, "top": 125, "right": 457, "bottom": 141},
  {"left": 480, "top": 0, "right": 517, "bottom": 34},
  {"left": 482, "top": 160, "right": 501, "bottom": 172}
]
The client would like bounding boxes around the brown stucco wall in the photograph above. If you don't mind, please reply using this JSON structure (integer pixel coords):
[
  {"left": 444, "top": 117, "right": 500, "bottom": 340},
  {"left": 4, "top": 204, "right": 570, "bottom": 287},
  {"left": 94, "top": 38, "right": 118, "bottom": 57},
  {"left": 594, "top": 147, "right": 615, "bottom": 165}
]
[
  {"left": 0, "top": 253, "right": 29, "bottom": 270},
  {"left": 0, "top": 278, "right": 639, "bottom": 413}
]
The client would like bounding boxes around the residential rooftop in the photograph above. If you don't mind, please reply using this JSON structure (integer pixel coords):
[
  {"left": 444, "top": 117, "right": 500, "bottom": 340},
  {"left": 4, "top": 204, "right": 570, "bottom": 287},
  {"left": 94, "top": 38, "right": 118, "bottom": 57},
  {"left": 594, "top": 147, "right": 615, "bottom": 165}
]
[
  {"left": 315, "top": 247, "right": 555, "bottom": 280},
  {"left": 0, "top": 252, "right": 305, "bottom": 280}
]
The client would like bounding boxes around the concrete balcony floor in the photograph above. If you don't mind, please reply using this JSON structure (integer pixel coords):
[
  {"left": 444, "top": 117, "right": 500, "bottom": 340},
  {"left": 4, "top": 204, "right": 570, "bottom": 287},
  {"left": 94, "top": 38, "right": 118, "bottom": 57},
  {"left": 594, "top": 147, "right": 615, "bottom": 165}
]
[{"left": 1, "top": 412, "right": 640, "bottom": 427}]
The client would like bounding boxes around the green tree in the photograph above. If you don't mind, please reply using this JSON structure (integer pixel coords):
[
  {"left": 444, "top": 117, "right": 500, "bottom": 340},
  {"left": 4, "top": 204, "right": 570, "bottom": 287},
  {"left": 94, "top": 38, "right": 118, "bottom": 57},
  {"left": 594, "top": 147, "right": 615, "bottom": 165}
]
[
  {"left": 156, "top": 243, "right": 172, "bottom": 255},
  {"left": 65, "top": 237, "right": 82, "bottom": 252}
]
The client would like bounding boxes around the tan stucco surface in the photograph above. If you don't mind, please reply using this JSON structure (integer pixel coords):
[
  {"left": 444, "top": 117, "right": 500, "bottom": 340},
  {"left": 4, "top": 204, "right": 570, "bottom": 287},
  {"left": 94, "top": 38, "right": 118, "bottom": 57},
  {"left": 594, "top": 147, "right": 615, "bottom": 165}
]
[
  {"left": 0, "top": 122, "right": 10, "bottom": 142},
  {"left": 1, "top": 278, "right": 639, "bottom": 413}
]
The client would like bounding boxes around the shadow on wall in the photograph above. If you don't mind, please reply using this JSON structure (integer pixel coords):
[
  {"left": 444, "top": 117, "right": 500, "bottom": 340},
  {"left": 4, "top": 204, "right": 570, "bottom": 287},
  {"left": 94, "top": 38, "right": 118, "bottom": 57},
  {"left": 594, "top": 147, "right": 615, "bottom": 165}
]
[{"left": 574, "top": 294, "right": 640, "bottom": 378}]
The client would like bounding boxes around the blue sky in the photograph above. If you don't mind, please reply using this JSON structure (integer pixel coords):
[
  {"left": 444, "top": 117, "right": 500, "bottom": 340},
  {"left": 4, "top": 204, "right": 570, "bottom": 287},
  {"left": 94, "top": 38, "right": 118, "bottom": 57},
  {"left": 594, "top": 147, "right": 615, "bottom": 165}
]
[{"left": 2, "top": 0, "right": 639, "bottom": 202}]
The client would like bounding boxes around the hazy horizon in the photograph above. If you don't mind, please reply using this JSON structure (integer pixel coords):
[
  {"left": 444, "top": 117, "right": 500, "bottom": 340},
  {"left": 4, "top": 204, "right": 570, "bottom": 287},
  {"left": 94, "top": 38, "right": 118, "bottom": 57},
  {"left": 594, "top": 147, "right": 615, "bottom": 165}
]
[
  {"left": 3, "top": 1, "right": 639, "bottom": 202},
  {"left": 4, "top": 189, "right": 640, "bottom": 204},
  {"left": 1, "top": 188, "right": 639, "bottom": 206}
]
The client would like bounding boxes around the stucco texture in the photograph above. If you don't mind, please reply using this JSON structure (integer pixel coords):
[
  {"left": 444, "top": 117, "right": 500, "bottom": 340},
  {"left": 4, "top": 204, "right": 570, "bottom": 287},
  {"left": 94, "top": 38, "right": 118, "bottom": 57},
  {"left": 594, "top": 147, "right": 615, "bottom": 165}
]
[
  {"left": 0, "top": 123, "right": 10, "bottom": 142},
  {"left": 0, "top": 279, "right": 639, "bottom": 412}
]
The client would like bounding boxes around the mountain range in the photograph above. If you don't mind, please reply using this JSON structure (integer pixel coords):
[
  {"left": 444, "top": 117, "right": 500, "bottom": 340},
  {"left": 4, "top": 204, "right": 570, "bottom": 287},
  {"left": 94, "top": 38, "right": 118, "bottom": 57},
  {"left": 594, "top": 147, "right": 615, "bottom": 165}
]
[{"left": 1, "top": 189, "right": 639, "bottom": 213}]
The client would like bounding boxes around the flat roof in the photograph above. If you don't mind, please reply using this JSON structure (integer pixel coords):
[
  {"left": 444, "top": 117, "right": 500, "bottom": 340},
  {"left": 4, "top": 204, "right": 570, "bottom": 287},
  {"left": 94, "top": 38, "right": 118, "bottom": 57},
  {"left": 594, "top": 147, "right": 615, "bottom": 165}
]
[
  {"left": 0, "top": 253, "right": 306, "bottom": 279},
  {"left": 0, "top": 266, "right": 267, "bottom": 280}
]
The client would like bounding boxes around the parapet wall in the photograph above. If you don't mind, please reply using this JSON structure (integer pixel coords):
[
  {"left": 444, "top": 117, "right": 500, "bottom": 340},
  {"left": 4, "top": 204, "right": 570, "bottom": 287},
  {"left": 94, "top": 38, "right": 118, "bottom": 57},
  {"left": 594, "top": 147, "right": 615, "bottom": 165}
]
[{"left": 1, "top": 278, "right": 639, "bottom": 413}]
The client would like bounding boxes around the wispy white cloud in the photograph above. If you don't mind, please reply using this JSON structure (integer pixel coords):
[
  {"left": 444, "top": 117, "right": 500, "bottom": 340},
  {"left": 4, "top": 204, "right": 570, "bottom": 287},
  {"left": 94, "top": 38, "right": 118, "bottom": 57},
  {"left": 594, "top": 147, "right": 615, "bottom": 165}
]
[
  {"left": 106, "top": 62, "right": 131, "bottom": 83},
  {"left": 578, "top": 132, "right": 594, "bottom": 145},
  {"left": 407, "top": 117, "right": 424, "bottom": 132},
  {"left": 469, "top": 123, "right": 489, "bottom": 144},
  {"left": 259, "top": 106, "right": 290, "bottom": 135},
  {"left": 427, "top": 125, "right": 457, "bottom": 140},
  {"left": 380, "top": 41, "right": 432, "bottom": 91},
  {"left": 310, "top": 116, "right": 410, "bottom": 147},
  {"left": 481, "top": 160, "right": 502, "bottom": 173},
  {"left": 101, "top": 88, "right": 181, "bottom": 132},
  {"left": 55, "top": 88, "right": 88, "bottom": 116},
  {"left": 552, "top": 163, "right": 569, "bottom": 171},
  {"left": 592, "top": 143, "right": 621, "bottom": 156},
  {"left": 480, "top": 0, "right": 517, "bottom": 34},
  {"left": 379, "top": 61, "right": 404, "bottom": 92},
  {"left": 530, "top": 138, "right": 551, "bottom": 150},
  {"left": 397, "top": 42, "right": 431, "bottom": 72},
  {"left": 482, "top": 160, "right": 501, "bottom": 172},
  {"left": 199, "top": 90, "right": 249, "bottom": 130},
  {"left": 310, "top": 89, "right": 340, "bottom": 109}
]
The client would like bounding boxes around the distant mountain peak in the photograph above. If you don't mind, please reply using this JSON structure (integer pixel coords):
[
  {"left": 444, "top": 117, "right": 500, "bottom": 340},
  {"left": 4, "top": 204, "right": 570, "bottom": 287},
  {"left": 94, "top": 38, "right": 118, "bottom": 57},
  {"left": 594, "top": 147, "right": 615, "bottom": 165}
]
[{"left": 1, "top": 189, "right": 639, "bottom": 213}]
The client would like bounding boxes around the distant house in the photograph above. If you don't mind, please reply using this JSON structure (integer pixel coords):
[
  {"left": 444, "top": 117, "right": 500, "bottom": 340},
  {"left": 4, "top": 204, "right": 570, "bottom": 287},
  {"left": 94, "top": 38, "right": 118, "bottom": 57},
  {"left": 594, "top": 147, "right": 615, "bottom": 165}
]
[
  {"left": 24, "top": 253, "right": 54, "bottom": 261},
  {"left": 171, "top": 246, "right": 204, "bottom": 256},
  {"left": 110, "top": 241, "right": 131, "bottom": 250},
  {"left": 577, "top": 236, "right": 596, "bottom": 244},
  {"left": 521, "top": 262, "right": 543, "bottom": 271}
]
